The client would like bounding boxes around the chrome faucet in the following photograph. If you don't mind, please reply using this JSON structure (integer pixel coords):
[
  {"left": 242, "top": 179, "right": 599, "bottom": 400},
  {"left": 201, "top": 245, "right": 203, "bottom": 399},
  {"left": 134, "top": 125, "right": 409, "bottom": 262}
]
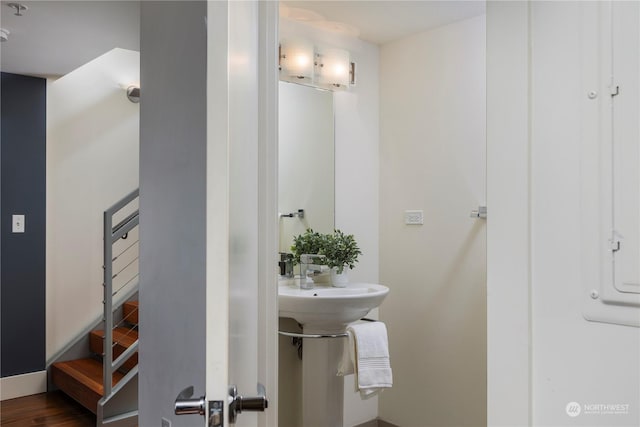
[
  {"left": 299, "top": 254, "right": 326, "bottom": 290},
  {"left": 279, "top": 253, "right": 294, "bottom": 278}
]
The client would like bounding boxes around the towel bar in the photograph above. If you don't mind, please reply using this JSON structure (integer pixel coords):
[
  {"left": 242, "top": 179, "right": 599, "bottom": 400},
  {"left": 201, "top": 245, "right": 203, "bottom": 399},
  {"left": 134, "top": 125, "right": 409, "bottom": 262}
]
[
  {"left": 279, "top": 330, "right": 348, "bottom": 339},
  {"left": 279, "top": 209, "right": 304, "bottom": 219},
  {"left": 278, "top": 318, "right": 376, "bottom": 339}
]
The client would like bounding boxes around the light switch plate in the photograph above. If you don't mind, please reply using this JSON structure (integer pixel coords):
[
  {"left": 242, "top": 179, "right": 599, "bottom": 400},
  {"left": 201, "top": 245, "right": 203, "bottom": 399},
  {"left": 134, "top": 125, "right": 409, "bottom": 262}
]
[
  {"left": 12, "top": 214, "right": 25, "bottom": 233},
  {"left": 404, "top": 210, "right": 424, "bottom": 225}
]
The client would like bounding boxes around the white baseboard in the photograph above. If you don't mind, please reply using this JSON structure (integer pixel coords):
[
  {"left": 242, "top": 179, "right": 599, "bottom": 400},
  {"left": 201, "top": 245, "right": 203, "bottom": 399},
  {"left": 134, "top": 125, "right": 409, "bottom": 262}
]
[{"left": 0, "top": 370, "right": 47, "bottom": 401}]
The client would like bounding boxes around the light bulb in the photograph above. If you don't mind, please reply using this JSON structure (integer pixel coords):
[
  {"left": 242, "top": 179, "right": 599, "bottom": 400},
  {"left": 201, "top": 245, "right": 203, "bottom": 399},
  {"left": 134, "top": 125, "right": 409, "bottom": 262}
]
[
  {"left": 280, "top": 38, "right": 314, "bottom": 81},
  {"left": 317, "top": 47, "right": 350, "bottom": 87}
]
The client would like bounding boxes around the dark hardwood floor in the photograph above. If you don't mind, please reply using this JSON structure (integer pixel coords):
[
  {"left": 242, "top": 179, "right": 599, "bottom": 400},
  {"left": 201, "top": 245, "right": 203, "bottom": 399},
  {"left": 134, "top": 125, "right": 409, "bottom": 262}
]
[{"left": 1, "top": 391, "right": 95, "bottom": 427}]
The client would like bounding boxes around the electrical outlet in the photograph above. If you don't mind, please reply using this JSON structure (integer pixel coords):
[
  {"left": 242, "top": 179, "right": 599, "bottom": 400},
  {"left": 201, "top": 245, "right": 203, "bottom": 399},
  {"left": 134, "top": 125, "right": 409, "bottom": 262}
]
[
  {"left": 404, "top": 210, "right": 424, "bottom": 225},
  {"left": 12, "top": 214, "right": 25, "bottom": 233},
  {"left": 161, "top": 417, "right": 171, "bottom": 427}
]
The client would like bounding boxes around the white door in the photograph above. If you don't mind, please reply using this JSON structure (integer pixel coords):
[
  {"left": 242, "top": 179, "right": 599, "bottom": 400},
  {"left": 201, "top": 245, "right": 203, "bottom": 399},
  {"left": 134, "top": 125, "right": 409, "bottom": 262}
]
[
  {"left": 205, "top": 1, "right": 279, "bottom": 427},
  {"left": 139, "top": 2, "right": 278, "bottom": 426}
]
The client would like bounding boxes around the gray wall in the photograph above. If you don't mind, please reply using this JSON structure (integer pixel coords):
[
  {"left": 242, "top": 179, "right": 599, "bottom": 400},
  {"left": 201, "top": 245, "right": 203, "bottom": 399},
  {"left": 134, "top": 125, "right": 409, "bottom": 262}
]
[
  {"left": 139, "top": 2, "right": 208, "bottom": 425},
  {"left": 1, "top": 72, "right": 47, "bottom": 378}
]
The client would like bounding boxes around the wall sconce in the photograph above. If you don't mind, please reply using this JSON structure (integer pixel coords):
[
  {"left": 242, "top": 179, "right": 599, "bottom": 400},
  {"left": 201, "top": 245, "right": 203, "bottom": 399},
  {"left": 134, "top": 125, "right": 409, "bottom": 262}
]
[
  {"left": 126, "top": 86, "right": 140, "bottom": 103},
  {"left": 279, "top": 38, "right": 314, "bottom": 83},
  {"left": 279, "top": 39, "right": 356, "bottom": 91}
]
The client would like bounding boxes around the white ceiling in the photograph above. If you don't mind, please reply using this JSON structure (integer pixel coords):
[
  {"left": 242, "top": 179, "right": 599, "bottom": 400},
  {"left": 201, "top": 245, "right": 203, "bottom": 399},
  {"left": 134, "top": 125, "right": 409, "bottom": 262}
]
[
  {"left": 0, "top": 0, "right": 484, "bottom": 78},
  {"left": 281, "top": 1, "right": 485, "bottom": 45},
  {"left": 0, "top": 1, "right": 139, "bottom": 78}
]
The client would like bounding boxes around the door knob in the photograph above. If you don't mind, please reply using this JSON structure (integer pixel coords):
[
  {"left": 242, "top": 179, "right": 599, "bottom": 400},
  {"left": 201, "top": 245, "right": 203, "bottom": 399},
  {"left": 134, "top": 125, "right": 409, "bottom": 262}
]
[
  {"left": 174, "top": 386, "right": 224, "bottom": 427},
  {"left": 228, "top": 383, "right": 268, "bottom": 423},
  {"left": 174, "top": 385, "right": 206, "bottom": 416}
]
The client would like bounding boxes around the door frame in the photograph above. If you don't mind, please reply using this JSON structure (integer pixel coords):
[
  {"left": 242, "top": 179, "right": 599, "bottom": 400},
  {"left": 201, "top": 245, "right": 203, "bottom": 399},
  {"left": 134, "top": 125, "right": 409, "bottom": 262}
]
[
  {"left": 486, "top": 2, "right": 532, "bottom": 425},
  {"left": 255, "top": 3, "right": 280, "bottom": 427}
]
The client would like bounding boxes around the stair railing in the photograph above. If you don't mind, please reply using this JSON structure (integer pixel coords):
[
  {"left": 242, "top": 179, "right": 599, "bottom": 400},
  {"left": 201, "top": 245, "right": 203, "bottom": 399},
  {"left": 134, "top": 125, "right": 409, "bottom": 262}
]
[{"left": 102, "top": 189, "right": 139, "bottom": 399}]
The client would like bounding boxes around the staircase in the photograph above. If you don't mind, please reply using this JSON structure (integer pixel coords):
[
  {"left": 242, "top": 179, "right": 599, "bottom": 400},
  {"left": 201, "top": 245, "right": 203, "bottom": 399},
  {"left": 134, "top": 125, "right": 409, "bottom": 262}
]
[
  {"left": 49, "top": 190, "right": 140, "bottom": 427},
  {"left": 51, "top": 301, "right": 139, "bottom": 414}
]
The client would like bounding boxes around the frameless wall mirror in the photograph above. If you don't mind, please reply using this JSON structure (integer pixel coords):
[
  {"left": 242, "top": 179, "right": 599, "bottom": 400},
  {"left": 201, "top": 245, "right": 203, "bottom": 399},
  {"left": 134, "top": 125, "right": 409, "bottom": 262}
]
[{"left": 278, "top": 81, "right": 335, "bottom": 253}]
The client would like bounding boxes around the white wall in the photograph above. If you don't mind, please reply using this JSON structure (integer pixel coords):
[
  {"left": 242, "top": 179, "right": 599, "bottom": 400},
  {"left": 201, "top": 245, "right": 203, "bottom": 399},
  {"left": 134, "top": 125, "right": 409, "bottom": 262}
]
[
  {"left": 487, "top": 2, "right": 640, "bottom": 426},
  {"left": 379, "top": 15, "right": 486, "bottom": 427},
  {"left": 279, "top": 18, "right": 380, "bottom": 427},
  {"left": 46, "top": 48, "right": 139, "bottom": 359}
]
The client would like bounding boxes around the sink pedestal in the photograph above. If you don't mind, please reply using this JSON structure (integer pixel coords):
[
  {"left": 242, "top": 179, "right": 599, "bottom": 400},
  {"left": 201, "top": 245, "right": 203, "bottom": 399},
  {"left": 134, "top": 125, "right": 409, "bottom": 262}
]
[
  {"left": 302, "top": 327, "right": 346, "bottom": 427},
  {"left": 278, "top": 283, "right": 389, "bottom": 427}
]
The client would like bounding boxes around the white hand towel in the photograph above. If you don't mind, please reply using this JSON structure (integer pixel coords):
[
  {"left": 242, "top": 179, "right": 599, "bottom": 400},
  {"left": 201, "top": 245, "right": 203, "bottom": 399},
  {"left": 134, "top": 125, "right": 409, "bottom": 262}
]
[
  {"left": 338, "top": 321, "right": 392, "bottom": 398},
  {"left": 337, "top": 332, "right": 355, "bottom": 376}
]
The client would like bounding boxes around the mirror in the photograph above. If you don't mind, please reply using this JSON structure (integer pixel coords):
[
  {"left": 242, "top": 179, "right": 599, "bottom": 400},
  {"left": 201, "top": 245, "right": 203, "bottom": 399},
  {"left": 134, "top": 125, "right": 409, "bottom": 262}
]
[
  {"left": 278, "top": 81, "right": 335, "bottom": 253},
  {"left": 278, "top": 81, "right": 335, "bottom": 427}
]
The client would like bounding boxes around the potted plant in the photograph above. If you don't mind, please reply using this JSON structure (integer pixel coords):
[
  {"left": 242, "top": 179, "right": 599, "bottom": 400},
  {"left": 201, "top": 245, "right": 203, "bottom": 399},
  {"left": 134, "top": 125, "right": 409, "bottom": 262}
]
[
  {"left": 290, "top": 229, "right": 331, "bottom": 286},
  {"left": 290, "top": 228, "right": 327, "bottom": 265},
  {"left": 323, "top": 229, "right": 362, "bottom": 287}
]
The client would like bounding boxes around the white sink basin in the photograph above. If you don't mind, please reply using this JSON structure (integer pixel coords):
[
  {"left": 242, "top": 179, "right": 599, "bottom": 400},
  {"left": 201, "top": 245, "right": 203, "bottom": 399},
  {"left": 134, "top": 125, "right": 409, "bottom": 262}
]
[{"left": 279, "top": 282, "right": 389, "bottom": 331}]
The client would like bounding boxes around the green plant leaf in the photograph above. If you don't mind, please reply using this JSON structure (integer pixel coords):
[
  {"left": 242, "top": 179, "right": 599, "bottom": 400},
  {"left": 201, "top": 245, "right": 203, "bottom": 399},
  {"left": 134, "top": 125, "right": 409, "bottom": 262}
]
[
  {"left": 322, "top": 229, "right": 361, "bottom": 272},
  {"left": 290, "top": 228, "right": 327, "bottom": 265}
]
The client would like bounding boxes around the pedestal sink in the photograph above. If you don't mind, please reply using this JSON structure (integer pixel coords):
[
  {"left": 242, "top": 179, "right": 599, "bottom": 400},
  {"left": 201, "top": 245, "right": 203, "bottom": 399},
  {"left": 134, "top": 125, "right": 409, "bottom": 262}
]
[
  {"left": 279, "top": 282, "right": 389, "bottom": 332},
  {"left": 279, "top": 282, "right": 389, "bottom": 427}
]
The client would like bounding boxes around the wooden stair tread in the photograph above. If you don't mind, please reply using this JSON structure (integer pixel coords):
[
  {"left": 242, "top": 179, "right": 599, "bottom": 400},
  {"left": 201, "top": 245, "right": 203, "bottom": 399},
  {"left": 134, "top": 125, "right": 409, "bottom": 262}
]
[
  {"left": 90, "top": 327, "right": 138, "bottom": 348},
  {"left": 122, "top": 301, "right": 138, "bottom": 325},
  {"left": 89, "top": 327, "right": 138, "bottom": 372},
  {"left": 51, "top": 358, "right": 125, "bottom": 413},
  {"left": 52, "top": 358, "right": 125, "bottom": 393}
]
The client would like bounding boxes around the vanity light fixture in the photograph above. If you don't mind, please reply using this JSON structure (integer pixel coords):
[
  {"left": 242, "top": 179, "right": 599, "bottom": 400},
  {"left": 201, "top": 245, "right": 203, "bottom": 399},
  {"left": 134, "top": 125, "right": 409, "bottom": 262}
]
[
  {"left": 279, "top": 38, "right": 356, "bottom": 90},
  {"left": 279, "top": 38, "right": 315, "bottom": 83}
]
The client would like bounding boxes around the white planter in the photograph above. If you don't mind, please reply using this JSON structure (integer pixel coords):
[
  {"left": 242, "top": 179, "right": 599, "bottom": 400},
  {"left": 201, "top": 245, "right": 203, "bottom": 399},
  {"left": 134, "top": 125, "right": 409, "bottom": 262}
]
[{"left": 331, "top": 268, "right": 349, "bottom": 287}]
